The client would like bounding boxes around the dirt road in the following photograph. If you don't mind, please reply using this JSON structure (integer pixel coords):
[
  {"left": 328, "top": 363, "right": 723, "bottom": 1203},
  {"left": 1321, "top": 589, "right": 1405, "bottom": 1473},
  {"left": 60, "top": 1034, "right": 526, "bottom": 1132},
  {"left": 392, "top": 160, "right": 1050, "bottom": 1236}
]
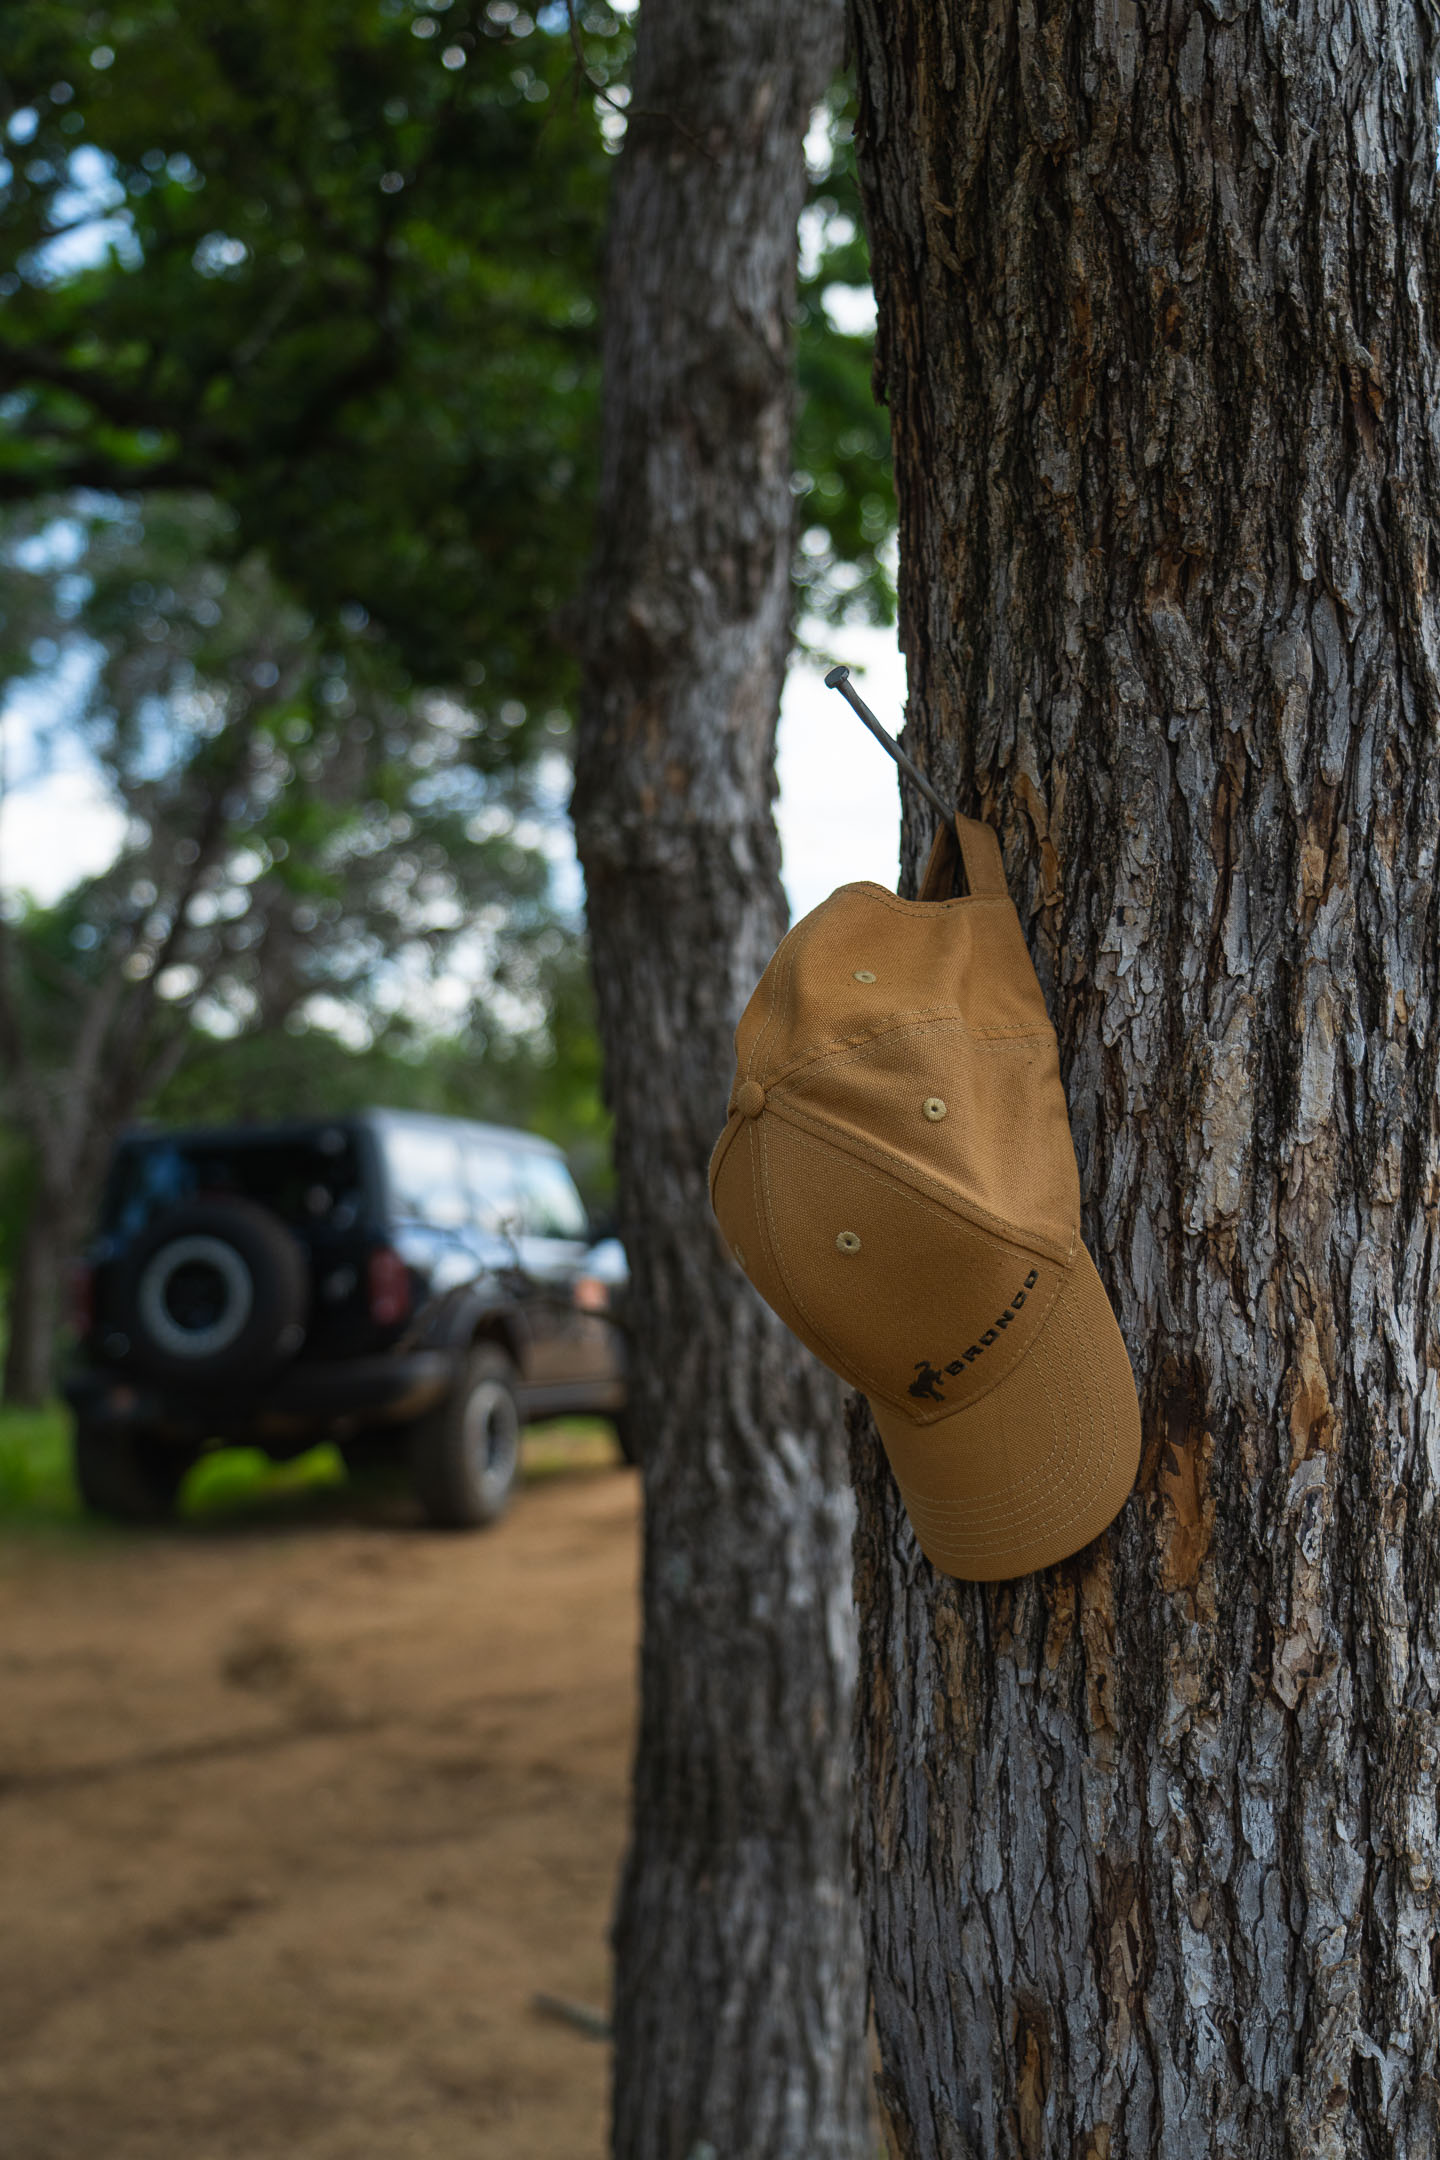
[{"left": 0, "top": 1441, "right": 639, "bottom": 2160}]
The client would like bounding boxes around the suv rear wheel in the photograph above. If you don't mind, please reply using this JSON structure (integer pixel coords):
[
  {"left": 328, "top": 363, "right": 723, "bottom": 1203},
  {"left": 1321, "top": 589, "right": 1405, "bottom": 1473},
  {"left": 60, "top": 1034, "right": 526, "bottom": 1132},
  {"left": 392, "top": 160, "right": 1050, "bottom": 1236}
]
[
  {"left": 73, "top": 1418, "right": 195, "bottom": 1523},
  {"left": 408, "top": 1345, "right": 522, "bottom": 1529}
]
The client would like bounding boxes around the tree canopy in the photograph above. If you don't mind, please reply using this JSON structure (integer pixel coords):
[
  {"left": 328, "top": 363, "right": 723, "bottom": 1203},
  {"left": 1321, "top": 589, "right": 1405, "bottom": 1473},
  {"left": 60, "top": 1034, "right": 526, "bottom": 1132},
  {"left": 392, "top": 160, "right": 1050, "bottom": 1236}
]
[
  {"left": 1, "top": 1, "right": 627, "bottom": 734},
  {"left": 0, "top": 4, "right": 892, "bottom": 749}
]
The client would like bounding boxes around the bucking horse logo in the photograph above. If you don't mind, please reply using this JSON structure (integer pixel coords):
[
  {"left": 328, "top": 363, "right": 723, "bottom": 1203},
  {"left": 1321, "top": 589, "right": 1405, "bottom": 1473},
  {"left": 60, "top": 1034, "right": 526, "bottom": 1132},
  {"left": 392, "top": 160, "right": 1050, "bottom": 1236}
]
[{"left": 909, "top": 1359, "right": 946, "bottom": 1403}]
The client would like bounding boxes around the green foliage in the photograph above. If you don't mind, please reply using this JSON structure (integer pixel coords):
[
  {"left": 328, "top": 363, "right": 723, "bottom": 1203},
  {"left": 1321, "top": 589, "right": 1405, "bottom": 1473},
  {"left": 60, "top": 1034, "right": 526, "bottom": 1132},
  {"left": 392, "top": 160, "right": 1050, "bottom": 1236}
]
[
  {"left": 0, "top": 0, "right": 630, "bottom": 738},
  {"left": 4, "top": 492, "right": 560, "bottom": 1016},
  {"left": 0, "top": 4, "right": 894, "bottom": 730},
  {"left": 794, "top": 86, "right": 895, "bottom": 626}
]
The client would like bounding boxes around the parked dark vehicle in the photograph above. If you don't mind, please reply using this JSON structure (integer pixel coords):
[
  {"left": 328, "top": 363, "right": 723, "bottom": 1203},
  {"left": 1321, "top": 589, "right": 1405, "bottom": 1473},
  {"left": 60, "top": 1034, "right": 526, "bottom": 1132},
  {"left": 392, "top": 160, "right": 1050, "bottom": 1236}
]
[{"left": 63, "top": 1110, "right": 631, "bottom": 1528}]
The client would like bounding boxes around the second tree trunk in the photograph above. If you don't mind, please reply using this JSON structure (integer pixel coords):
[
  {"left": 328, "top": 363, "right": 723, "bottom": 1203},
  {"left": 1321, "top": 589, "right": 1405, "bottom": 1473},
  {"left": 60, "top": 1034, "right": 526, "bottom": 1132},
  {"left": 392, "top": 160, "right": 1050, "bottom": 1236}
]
[{"left": 572, "top": 2, "right": 870, "bottom": 2155}]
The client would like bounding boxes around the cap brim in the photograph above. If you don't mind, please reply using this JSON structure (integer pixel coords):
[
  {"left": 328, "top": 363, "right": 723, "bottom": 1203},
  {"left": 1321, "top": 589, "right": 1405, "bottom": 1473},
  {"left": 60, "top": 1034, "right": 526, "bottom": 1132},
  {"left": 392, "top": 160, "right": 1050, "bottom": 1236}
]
[{"left": 870, "top": 1243, "right": 1140, "bottom": 1581}]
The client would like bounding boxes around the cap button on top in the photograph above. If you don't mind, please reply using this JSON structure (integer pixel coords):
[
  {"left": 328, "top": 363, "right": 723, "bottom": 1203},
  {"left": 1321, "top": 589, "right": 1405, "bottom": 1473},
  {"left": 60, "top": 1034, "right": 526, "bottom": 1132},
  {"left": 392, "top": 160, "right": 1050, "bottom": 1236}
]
[{"left": 736, "top": 1080, "right": 766, "bottom": 1119}]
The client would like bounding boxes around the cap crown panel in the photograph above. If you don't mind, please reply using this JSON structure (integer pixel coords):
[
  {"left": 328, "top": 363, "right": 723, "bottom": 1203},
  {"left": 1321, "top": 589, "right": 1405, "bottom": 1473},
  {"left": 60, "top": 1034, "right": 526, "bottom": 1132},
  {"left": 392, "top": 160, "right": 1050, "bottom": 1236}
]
[
  {"left": 776, "top": 1020, "right": 1079, "bottom": 1259},
  {"left": 732, "top": 883, "right": 1055, "bottom": 1102}
]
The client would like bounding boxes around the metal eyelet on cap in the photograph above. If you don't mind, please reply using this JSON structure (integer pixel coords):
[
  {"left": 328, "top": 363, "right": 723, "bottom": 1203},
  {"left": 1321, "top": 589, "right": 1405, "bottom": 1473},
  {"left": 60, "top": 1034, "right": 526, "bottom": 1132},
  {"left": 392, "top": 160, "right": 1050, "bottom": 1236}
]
[
  {"left": 835, "top": 1230, "right": 861, "bottom": 1254},
  {"left": 853, "top": 969, "right": 876, "bottom": 984},
  {"left": 923, "top": 1097, "right": 948, "bottom": 1121}
]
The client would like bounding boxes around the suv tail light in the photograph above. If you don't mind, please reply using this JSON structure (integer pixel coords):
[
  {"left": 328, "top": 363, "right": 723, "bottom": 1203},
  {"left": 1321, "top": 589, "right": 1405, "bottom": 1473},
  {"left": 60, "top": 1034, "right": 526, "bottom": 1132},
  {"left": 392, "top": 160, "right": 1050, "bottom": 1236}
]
[
  {"left": 68, "top": 1261, "right": 95, "bottom": 1339},
  {"left": 367, "top": 1246, "right": 411, "bottom": 1326}
]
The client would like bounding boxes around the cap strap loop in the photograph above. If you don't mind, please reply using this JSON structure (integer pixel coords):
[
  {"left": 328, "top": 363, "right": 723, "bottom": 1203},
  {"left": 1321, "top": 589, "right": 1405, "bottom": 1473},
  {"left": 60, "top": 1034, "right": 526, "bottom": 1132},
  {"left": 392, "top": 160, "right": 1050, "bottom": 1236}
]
[{"left": 918, "top": 814, "right": 1009, "bottom": 902}]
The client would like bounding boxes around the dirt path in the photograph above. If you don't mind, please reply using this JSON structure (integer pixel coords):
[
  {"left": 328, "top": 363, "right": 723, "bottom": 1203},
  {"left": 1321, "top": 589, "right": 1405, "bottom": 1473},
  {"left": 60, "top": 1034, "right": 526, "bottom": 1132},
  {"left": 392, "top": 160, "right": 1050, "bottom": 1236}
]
[{"left": 0, "top": 1444, "right": 640, "bottom": 2160}]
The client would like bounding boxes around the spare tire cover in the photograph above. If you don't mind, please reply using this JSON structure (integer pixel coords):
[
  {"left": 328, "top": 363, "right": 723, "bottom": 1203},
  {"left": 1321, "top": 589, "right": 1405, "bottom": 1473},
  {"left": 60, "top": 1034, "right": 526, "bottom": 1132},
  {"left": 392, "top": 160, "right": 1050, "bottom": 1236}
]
[{"left": 121, "top": 1199, "right": 310, "bottom": 1383}]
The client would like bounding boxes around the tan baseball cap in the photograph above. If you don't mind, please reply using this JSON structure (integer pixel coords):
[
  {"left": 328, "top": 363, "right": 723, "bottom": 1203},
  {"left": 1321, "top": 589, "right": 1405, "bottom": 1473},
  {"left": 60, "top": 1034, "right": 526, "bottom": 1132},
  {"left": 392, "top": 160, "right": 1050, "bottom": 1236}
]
[{"left": 709, "top": 813, "right": 1140, "bottom": 1581}]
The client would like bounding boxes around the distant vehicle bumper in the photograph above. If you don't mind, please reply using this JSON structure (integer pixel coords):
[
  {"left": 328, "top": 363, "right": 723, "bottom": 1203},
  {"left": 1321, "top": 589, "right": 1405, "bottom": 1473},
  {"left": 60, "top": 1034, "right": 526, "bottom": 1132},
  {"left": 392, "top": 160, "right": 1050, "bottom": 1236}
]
[{"left": 63, "top": 1351, "right": 455, "bottom": 1450}]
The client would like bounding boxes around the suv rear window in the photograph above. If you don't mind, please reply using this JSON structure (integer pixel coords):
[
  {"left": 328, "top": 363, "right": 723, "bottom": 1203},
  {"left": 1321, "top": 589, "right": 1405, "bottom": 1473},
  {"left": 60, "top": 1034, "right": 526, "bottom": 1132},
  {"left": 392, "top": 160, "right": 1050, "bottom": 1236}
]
[{"left": 107, "top": 1129, "right": 364, "bottom": 1239}]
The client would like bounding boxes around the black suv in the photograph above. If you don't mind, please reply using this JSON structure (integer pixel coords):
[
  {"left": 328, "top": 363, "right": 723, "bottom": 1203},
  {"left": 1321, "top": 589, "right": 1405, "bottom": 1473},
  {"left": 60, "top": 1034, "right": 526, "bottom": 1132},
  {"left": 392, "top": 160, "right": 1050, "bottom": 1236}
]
[{"left": 64, "top": 1110, "right": 629, "bottom": 1528}]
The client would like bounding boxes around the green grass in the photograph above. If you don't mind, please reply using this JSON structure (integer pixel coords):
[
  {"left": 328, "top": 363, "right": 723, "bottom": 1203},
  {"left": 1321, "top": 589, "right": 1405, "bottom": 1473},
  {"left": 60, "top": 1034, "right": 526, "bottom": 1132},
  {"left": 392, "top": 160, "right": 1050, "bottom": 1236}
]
[
  {"left": 0, "top": 1402, "right": 348, "bottom": 1531},
  {"left": 0, "top": 1403, "right": 75, "bottom": 1520},
  {"left": 0, "top": 1402, "right": 623, "bottom": 1534}
]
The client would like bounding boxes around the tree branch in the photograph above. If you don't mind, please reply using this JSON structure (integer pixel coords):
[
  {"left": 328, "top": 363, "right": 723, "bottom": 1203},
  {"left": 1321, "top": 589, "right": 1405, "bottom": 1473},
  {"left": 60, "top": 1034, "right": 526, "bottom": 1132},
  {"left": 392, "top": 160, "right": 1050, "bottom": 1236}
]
[
  {"left": 0, "top": 457, "right": 213, "bottom": 505},
  {"left": 0, "top": 344, "right": 192, "bottom": 435}
]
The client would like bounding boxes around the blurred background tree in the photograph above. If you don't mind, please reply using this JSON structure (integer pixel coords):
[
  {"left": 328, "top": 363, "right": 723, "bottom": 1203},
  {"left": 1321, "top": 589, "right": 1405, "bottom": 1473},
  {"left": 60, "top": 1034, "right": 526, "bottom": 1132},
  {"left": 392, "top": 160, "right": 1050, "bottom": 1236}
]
[
  {"left": 0, "top": 0, "right": 624, "bottom": 729},
  {"left": 0, "top": 3, "right": 890, "bottom": 713},
  {"left": 0, "top": 492, "right": 580, "bottom": 1400},
  {"left": 0, "top": 0, "right": 893, "bottom": 1394}
]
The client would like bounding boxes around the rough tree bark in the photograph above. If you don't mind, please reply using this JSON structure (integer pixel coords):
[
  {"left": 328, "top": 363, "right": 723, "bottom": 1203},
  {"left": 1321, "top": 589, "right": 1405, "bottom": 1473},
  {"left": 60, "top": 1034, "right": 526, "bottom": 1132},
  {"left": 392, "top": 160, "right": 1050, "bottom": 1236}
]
[
  {"left": 2, "top": 1202, "right": 62, "bottom": 1407},
  {"left": 572, "top": 3, "right": 871, "bottom": 2156},
  {"left": 846, "top": 2, "right": 1440, "bottom": 2156}
]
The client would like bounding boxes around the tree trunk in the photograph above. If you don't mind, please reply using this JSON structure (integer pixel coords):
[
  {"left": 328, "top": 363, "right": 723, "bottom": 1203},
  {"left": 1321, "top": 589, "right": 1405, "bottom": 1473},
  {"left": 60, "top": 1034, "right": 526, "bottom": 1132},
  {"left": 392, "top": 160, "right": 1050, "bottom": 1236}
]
[
  {"left": 847, "top": 4, "right": 1440, "bottom": 2156},
  {"left": 2, "top": 1196, "right": 63, "bottom": 1407},
  {"left": 572, "top": 3, "right": 871, "bottom": 2156}
]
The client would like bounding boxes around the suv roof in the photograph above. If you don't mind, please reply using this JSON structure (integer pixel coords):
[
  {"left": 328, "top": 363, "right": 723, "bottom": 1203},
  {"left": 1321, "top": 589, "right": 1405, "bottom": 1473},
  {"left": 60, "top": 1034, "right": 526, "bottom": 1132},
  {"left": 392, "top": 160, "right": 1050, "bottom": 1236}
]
[{"left": 116, "top": 1108, "right": 568, "bottom": 1159}]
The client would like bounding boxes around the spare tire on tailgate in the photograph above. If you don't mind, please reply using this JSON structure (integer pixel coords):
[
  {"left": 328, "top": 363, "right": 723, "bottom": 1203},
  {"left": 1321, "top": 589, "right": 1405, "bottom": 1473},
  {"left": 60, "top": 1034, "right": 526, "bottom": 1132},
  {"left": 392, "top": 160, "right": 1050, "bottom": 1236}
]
[{"left": 121, "top": 1199, "right": 310, "bottom": 1384}]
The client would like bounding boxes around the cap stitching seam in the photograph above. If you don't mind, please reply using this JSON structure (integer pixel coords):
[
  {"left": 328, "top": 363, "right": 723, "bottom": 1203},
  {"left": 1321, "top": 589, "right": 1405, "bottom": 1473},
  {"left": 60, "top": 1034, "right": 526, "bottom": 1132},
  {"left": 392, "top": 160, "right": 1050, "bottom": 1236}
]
[
  {"left": 770, "top": 1014, "right": 1062, "bottom": 1095},
  {"left": 796, "top": 1015, "right": 1058, "bottom": 1057},
  {"left": 767, "top": 1097, "right": 1078, "bottom": 1273},
  {"left": 747, "top": 1107, "right": 809, "bottom": 1358},
  {"left": 758, "top": 1014, "right": 1057, "bottom": 1097}
]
